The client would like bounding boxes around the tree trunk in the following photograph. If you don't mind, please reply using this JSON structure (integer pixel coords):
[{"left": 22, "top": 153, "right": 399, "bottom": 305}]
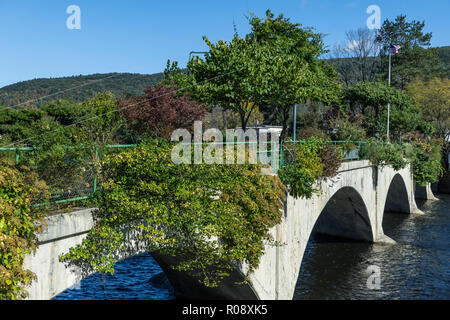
[
  {"left": 239, "top": 112, "right": 247, "bottom": 132},
  {"left": 279, "top": 106, "right": 291, "bottom": 144}
]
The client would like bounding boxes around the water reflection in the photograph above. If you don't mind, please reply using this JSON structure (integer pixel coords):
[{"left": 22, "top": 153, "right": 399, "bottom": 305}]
[{"left": 54, "top": 253, "right": 175, "bottom": 300}]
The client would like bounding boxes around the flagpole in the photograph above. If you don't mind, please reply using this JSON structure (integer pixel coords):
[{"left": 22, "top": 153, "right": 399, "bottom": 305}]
[{"left": 387, "top": 51, "right": 391, "bottom": 142}]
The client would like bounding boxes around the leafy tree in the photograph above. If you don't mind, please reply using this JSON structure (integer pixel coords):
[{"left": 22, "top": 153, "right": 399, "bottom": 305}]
[
  {"left": 41, "top": 99, "right": 83, "bottom": 126},
  {"left": 120, "top": 84, "right": 206, "bottom": 139},
  {"left": 343, "top": 81, "right": 417, "bottom": 139},
  {"left": 202, "top": 105, "right": 264, "bottom": 131},
  {"left": 188, "top": 10, "right": 340, "bottom": 139},
  {"left": 0, "top": 107, "right": 45, "bottom": 144},
  {"left": 279, "top": 137, "right": 342, "bottom": 198},
  {"left": 188, "top": 35, "right": 269, "bottom": 132},
  {"left": 407, "top": 77, "right": 450, "bottom": 142},
  {"left": 162, "top": 61, "right": 194, "bottom": 95},
  {"left": 376, "top": 15, "right": 443, "bottom": 90},
  {"left": 330, "top": 116, "right": 367, "bottom": 142},
  {"left": 79, "top": 92, "right": 124, "bottom": 144},
  {"left": 247, "top": 10, "right": 341, "bottom": 141},
  {"left": 0, "top": 93, "right": 122, "bottom": 201},
  {"left": 408, "top": 140, "right": 444, "bottom": 185}
]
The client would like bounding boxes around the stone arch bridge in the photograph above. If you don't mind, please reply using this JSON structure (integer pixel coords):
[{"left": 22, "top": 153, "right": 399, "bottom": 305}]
[{"left": 24, "top": 160, "right": 428, "bottom": 300}]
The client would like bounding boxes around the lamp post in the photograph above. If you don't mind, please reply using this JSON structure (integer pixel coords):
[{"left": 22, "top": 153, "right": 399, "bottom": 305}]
[{"left": 386, "top": 43, "right": 400, "bottom": 142}]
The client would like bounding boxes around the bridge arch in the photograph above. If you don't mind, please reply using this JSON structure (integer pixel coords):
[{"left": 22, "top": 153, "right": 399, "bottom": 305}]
[
  {"left": 384, "top": 173, "right": 411, "bottom": 214},
  {"left": 313, "top": 186, "right": 374, "bottom": 242}
]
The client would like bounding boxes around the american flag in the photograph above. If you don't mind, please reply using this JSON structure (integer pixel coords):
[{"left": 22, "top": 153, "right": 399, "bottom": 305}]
[{"left": 389, "top": 43, "right": 401, "bottom": 54}]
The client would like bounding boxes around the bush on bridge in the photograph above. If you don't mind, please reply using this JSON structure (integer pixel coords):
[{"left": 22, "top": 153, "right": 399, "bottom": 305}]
[
  {"left": 408, "top": 140, "right": 444, "bottom": 186},
  {"left": 0, "top": 160, "right": 49, "bottom": 300},
  {"left": 360, "top": 138, "right": 444, "bottom": 185},
  {"left": 360, "top": 139, "right": 408, "bottom": 171},
  {"left": 279, "top": 137, "right": 342, "bottom": 199},
  {"left": 60, "top": 139, "right": 286, "bottom": 288}
]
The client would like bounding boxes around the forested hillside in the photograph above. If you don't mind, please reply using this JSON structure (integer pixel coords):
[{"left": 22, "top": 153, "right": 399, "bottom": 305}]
[{"left": 0, "top": 72, "right": 164, "bottom": 108}]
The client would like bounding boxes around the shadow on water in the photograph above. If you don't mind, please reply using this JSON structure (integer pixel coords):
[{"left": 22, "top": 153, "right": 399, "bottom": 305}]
[{"left": 294, "top": 233, "right": 375, "bottom": 300}]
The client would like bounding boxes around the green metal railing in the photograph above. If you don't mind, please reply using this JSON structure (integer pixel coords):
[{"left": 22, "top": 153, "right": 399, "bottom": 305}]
[{"left": 0, "top": 144, "right": 138, "bottom": 206}]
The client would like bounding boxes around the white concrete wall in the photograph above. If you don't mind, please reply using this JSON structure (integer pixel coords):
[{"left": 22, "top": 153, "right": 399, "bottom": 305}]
[
  {"left": 23, "top": 208, "right": 95, "bottom": 300},
  {"left": 23, "top": 209, "right": 156, "bottom": 300}
]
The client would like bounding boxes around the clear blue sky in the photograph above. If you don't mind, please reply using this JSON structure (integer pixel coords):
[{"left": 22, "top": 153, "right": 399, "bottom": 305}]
[{"left": 0, "top": 0, "right": 448, "bottom": 88}]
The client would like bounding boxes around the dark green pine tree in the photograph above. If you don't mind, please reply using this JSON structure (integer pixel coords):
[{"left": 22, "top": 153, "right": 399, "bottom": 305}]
[{"left": 376, "top": 15, "right": 444, "bottom": 90}]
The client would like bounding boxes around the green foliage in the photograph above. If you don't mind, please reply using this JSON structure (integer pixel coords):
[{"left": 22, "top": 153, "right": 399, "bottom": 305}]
[
  {"left": 187, "top": 10, "right": 340, "bottom": 138},
  {"left": 407, "top": 77, "right": 450, "bottom": 141},
  {"left": 360, "top": 138, "right": 444, "bottom": 184},
  {"left": 319, "top": 143, "right": 343, "bottom": 178},
  {"left": 380, "top": 100, "right": 423, "bottom": 140},
  {"left": 408, "top": 140, "right": 444, "bottom": 186},
  {"left": 279, "top": 137, "right": 341, "bottom": 198},
  {"left": 162, "top": 61, "right": 195, "bottom": 97},
  {"left": 60, "top": 140, "right": 286, "bottom": 287},
  {"left": 343, "top": 81, "right": 415, "bottom": 138},
  {"left": 79, "top": 92, "right": 124, "bottom": 144},
  {"left": 292, "top": 101, "right": 331, "bottom": 132},
  {"left": 0, "top": 161, "right": 49, "bottom": 300},
  {"left": 436, "top": 46, "right": 450, "bottom": 78},
  {"left": 331, "top": 118, "right": 367, "bottom": 143},
  {"left": 247, "top": 10, "right": 341, "bottom": 140},
  {"left": 297, "top": 127, "right": 328, "bottom": 140},
  {"left": 0, "top": 107, "right": 46, "bottom": 144},
  {"left": 328, "top": 46, "right": 449, "bottom": 87},
  {"left": 202, "top": 106, "right": 264, "bottom": 131},
  {"left": 41, "top": 99, "right": 83, "bottom": 126},
  {"left": 0, "top": 92, "right": 126, "bottom": 204},
  {"left": 360, "top": 140, "right": 408, "bottom": 170},
  {"left": 188, "top": 34, "right": 269, "bottom": 131}
]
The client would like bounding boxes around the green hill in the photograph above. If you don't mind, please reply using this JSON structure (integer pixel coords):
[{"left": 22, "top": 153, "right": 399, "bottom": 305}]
[{"left": 0, "top": 72, "right": 164, "bottom": 108}]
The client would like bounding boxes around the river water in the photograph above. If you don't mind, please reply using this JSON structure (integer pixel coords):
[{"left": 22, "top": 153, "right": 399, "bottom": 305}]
[{"left": 54, "top": 194, "right": 450, "bottom": 300}]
